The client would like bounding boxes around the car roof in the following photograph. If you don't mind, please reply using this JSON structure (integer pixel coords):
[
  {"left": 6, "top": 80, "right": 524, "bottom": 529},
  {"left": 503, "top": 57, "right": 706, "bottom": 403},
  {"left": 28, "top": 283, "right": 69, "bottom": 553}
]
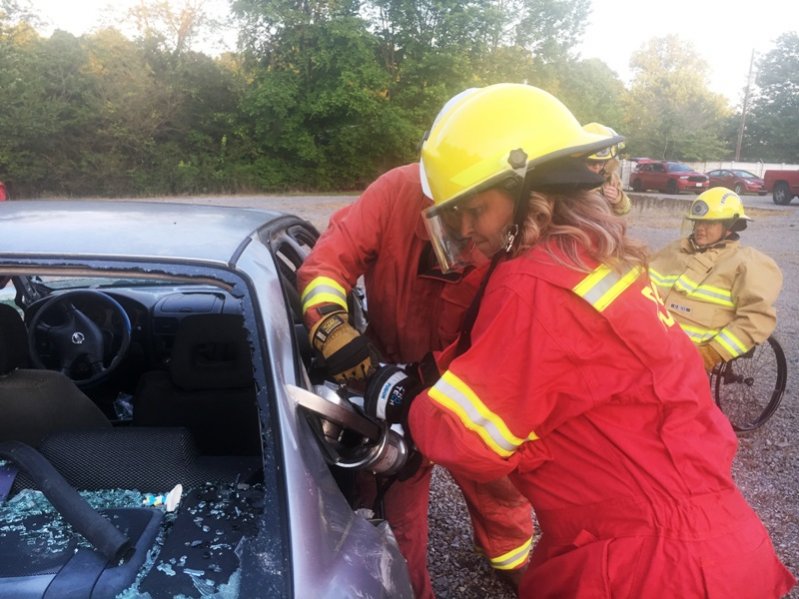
[{"left": 0, "top": 200, "right": 290, "bottom": 264}]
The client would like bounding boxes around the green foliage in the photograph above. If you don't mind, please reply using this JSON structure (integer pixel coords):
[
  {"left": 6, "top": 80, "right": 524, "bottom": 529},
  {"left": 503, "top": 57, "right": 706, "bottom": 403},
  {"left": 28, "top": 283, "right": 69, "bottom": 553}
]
[
  {"left": 552, "top": 58, "right": 625, "bottom": 125},
  {"left": 0, "top": 28, "right": 101, "bottom": 195},
  {"left": 744, "top": 33, "right": 799, "bottom": 162},
  {"left": 622, "top": 35, "right": 730, "bottom": 161},
  {"left": 3, "top": 3, "right": 791, "bottom": 197},
  {"left": 238, "top": 16, "right": 417, "bottom": 189},
  {"left": 0, "top": 0, "right": 36, "bottom": 25}
]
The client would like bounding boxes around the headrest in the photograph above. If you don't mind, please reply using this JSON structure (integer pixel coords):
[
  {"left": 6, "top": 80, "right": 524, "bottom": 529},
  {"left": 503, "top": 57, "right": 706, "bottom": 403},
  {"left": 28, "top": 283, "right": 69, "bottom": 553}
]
[
  {"left": 0, "top": 303, "right": 30, "bottom": 375},
  {"left": 169, "top": 314, "right": 253, "bottom": 390}
]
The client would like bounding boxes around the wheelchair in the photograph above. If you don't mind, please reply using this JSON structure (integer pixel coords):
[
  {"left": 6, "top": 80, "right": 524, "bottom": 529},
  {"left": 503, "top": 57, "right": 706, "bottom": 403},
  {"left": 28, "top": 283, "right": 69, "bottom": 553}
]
[{"left": 710, "top": 335, "right": 787, "bottom": 433}]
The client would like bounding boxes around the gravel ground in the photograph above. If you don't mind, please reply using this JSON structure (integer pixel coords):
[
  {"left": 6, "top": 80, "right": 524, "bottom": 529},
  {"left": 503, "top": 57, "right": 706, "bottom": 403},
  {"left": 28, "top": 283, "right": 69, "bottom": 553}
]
[{"left": 124, "top": 192, "right": 799, "bottom": 597}]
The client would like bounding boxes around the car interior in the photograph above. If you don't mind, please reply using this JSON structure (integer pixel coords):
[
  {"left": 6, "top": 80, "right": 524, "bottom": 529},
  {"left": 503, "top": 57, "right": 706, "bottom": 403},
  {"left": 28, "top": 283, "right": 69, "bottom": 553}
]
[
  {"left": 0, "top": 214, "right": 334, "bottom": 594},
  {"left": 0, "top": 273, "right": 275, "bottom": 597}
]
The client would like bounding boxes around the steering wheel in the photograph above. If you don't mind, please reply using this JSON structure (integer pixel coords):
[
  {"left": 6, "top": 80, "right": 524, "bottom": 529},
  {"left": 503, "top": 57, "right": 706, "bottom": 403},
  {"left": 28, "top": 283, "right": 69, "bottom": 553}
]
[{"left": 27, "top": 290, "right": 132, "bottom": 387}]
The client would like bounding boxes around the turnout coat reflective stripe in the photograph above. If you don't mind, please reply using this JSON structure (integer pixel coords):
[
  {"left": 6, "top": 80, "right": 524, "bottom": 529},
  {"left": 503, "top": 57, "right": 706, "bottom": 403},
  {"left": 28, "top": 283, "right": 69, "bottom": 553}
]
[
  {"left": 296, "top": 164, "right": 535, "bottom": 597},
  {"left": 298, "top": 163, "right": 487, "bottom": 363},
  {"left": 409, "top": 243, "right": 795, "bottom": 598},
  {"left": 649, "top": 237, "right": 782, "bottom": 360}
]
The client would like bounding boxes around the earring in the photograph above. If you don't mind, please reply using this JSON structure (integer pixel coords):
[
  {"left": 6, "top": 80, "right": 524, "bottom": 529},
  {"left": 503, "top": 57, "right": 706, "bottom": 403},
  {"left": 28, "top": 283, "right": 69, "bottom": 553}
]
[{"left": 502, "top": 224, "right": 519, "bottom": 252}]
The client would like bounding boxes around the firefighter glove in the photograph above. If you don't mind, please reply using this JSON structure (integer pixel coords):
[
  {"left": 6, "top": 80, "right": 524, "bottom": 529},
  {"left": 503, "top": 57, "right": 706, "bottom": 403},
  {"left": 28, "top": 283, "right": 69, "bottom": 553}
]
[
  {"left": 698, "top": 343, "right": 725, "bottom": 371},
  {"left": 309, "top": 309, "right": 377, "bottom": 383},
  {"left": 364, "top": 365, "right": 424, "bottom": 427}
]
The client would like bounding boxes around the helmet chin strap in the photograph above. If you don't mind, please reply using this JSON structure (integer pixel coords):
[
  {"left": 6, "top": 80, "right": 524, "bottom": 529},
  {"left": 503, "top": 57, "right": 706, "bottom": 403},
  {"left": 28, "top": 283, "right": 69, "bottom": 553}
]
[
  {"left": 455, "top": 149, "right": 549, "bottom": 356},
  {"left": 454, "top": 171, "right": 529, "bottom": 357},
  {"left": 502, "top": 164, "right": 537, "bottom": 256}
]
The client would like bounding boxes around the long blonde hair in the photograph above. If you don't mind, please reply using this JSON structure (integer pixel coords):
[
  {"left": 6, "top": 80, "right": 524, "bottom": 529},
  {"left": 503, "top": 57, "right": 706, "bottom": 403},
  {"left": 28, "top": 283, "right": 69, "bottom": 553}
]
[{"left": 513, "top": 189, "right": 648, "bottom": 272}]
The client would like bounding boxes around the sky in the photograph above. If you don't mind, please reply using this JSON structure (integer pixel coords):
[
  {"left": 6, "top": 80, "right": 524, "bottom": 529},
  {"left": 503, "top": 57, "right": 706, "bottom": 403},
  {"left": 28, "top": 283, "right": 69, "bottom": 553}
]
[
  {"left": 578, "top": 0, "right": 797, "bottom": 106},
  {"left": 24, "top": 0, "right": 799, "bottom": 107}
]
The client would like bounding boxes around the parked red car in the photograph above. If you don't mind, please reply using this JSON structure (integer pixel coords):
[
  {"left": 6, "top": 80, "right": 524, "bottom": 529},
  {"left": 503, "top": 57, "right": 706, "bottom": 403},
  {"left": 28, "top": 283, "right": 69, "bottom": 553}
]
[
  {"left": 630, "top": 160, "right": 709, "bottom": 194},
  {"left": 705, "top": 169, "right": 766, "bottom": 195},
  {"left": 0, "top": 181, "right": 7, "bottom": 202}
]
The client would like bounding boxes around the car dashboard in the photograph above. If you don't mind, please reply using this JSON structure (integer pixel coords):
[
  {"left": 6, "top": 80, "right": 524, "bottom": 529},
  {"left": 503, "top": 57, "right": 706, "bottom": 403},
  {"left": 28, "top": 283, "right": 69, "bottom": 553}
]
[{"left": 15, "top": 281, "right": 244, "bottom": 419}]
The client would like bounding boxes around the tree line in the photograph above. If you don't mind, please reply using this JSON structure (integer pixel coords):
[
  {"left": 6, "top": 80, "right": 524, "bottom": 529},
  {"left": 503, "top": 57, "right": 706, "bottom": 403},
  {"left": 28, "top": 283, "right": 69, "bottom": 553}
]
[{"left": 0, "top": 0, "right": 797, "bottom": 197}]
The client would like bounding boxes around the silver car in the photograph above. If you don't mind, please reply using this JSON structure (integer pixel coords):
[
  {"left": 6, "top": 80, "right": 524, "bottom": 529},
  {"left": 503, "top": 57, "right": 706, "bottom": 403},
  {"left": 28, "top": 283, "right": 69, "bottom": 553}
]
[{"left": 0, "top": 201, "right": 412, "bottom": 598}]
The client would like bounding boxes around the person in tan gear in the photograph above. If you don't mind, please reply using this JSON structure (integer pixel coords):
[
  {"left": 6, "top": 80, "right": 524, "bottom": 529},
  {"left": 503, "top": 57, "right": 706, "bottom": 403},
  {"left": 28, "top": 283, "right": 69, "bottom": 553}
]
[
  {"left": 582, "top": 122, "right": 631, "bottom": 215},
  {"left": 649, "top": 187, "right": 782, "bottom": 370}
]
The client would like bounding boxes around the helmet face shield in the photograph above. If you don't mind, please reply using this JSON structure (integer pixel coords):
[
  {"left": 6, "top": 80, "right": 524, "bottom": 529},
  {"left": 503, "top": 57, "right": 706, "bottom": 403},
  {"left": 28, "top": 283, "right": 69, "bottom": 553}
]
[
  {"left": 423, "top": 201, "right": 477, "bottom": 273},
  {"left": 586, "top": 146, "right": 615, "bottom": 161},
  {"left": 423, "top": 185, "right": 519, "bottom": 273},
  {"left": 582, "top": 123, "right": 625, "bottom": 161}
]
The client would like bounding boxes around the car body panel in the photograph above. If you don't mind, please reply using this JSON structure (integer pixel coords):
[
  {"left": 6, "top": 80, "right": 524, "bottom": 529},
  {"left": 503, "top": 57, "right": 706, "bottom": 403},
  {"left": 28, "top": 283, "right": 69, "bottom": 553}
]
[
  {"left": 705, "top": 169, "right": 766, "bottom": 195},
  {"left": 234, "top": 238, "right": 411, "bottom": 598},
  {"left": 630, "top": 161, "right": 709, "bottom": 193},
  {"left": 763, "top": 169, "right": 799, "bottom": 205},
  {"left": 0, "top": 200, "right": 287, "bottom": 263},
  {"left": 0, "top": 200, "right": 412, "bottom": 599}
]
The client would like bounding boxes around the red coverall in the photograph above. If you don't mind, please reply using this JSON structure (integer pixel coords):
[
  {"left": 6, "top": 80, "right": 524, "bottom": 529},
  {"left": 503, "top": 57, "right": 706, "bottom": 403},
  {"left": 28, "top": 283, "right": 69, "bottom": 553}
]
[
  {"left": 297, "top": 164, "right": 534, "bottom": 598},
  {"left": 410, "top": 243, "right": 796, "bottom": 598}
]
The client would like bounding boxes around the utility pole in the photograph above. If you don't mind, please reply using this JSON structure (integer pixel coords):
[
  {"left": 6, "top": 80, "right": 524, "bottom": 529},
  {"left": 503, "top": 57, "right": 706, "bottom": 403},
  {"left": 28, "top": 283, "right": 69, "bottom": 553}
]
[{"left": 735, "top": 49, "right": 756, "bottom": 161}]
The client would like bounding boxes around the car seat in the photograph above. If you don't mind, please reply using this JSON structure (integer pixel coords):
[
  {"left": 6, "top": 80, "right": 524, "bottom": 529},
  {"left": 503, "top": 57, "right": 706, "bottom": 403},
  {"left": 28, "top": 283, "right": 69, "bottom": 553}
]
[
  {"left": 133, "top": 313, "right": 261, "bottom": 456},
  {"left": 0, "top": 303, "right": 111, "bottom": 446}
]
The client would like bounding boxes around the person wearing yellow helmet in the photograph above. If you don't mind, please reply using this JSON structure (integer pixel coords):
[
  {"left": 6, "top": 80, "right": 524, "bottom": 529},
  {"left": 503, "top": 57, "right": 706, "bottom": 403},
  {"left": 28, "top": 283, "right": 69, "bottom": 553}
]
[
  {"left": 649, "top": 187, "right": 783, "bottom": 371},
  {"left": 419, "top": 84, "right": 620, "bottom": 275},
  {"left": 296, "top": 87, "right": 537, "bottom": 597},
  {"left": 362, "top": 85, "right": 795, "bottom": 598},
  {"left": 581, "top": 122, "right": 631, "bottom": 215}
]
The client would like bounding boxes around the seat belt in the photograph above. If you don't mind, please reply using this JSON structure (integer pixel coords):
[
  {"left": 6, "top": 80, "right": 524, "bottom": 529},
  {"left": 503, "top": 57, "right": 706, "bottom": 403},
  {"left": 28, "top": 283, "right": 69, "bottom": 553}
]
[{"left": 0, "top": 441, "right": 132, "bottom": 561}]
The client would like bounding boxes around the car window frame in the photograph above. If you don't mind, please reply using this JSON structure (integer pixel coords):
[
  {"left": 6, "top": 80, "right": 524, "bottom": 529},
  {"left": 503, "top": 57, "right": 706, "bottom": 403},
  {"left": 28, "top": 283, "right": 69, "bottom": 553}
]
[{"left": 0, "top": 253, "right": 294, "bottom": 597}]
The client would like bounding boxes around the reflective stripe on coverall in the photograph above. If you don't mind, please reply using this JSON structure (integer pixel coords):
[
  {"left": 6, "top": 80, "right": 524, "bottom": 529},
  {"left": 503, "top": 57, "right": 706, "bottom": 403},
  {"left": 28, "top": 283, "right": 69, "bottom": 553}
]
[
  {"left": 296, "top": 163, "right": 534, "bottom": 597},
  {"left": 408, "top": 242, "right": 796, "bottom": 598},
  {"left": 649, "top": 237, "right": 782, "bottom": 360}
]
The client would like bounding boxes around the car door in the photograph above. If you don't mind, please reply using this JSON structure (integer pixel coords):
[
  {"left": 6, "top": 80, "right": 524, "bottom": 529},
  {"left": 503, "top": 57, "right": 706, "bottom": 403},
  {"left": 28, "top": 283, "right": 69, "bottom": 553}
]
[
  {"left": 635, "top": 163, "right": 651, "bottom": 189},
  {"left": 242, "top": 216, "right": 414, "bottom": 598},
  {"left": 718, "top": 170, "right": 735, "bottom": 188},
  {"left": 649, "top": 162, "right": 667, "bottom": 188}
]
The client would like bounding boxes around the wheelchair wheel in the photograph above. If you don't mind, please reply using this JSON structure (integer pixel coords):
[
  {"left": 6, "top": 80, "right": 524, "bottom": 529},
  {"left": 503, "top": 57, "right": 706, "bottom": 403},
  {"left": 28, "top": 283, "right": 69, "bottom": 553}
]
[{"left": 711, "top": 336, "right": 787, "bottom": 433}]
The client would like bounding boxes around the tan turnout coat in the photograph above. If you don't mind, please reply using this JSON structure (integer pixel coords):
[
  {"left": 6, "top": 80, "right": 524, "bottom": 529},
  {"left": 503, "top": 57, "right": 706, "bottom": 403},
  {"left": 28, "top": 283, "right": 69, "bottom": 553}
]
[{"left": 649, "top": 237, "right": 782, "bottom": 360}]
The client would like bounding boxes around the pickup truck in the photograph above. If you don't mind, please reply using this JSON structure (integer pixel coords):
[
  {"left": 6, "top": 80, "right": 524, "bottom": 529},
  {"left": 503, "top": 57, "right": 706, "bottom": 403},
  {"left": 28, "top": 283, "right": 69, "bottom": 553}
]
[{"left": 763, "top": 170, "right": 799, "bottom": 205}]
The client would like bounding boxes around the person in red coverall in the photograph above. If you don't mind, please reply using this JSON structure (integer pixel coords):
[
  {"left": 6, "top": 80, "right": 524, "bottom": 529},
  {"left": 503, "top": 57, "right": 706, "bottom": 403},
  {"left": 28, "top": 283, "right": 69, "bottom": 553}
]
[
  {"left": 296, "top": 164, "right": 534, "bottom": 595},
  {"left": 364, "top": 83, "right": 796, "bottom": 598}
]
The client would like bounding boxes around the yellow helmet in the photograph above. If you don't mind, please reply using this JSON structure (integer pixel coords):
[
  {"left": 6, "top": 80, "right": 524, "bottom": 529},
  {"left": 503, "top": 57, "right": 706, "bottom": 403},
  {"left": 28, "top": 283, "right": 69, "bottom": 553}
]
[
  {"left": 582, "top": 122, "right": 626, "bottom": 161},
  {"left": 419, "top": 83, "right": 623, "bottom": 211},
  {"left": 687, "top": 187, "right": 751, "bottom": 223}
]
